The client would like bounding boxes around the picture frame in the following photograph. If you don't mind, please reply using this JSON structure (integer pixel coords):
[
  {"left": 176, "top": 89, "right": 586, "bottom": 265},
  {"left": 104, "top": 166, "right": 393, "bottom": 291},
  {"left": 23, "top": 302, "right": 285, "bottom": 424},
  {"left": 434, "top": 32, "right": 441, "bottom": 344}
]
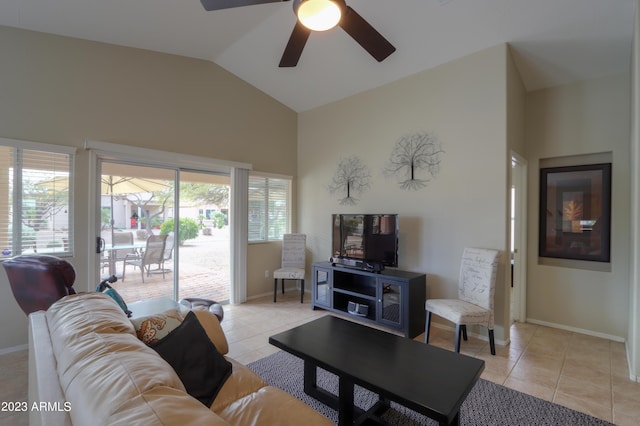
[{"left": 539, "top": 163, "right": 612, "bottom": 262}]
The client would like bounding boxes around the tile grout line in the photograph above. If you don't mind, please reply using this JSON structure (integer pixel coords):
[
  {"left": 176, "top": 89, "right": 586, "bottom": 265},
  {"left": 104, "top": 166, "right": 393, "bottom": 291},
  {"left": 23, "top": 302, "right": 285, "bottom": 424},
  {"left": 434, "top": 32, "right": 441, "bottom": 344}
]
[
  {"left": 501, "top": 323, "right": 535, "bottom": 386},
  {"left": 552, "top": 331, "right": 572, "bottom": 404}
]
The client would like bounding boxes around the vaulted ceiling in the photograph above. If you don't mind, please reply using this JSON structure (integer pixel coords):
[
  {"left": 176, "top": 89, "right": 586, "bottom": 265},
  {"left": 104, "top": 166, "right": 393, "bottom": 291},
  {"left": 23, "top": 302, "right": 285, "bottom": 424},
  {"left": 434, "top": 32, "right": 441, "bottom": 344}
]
[{"left": 0, "top": 0, "right": 636, "bottom": 112}]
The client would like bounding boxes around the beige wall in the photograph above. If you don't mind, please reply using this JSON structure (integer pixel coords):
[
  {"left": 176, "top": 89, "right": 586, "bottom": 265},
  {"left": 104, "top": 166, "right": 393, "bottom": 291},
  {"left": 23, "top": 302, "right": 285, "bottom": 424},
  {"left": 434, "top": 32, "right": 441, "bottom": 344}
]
[
  {"left": 298, "top": 44, "right": 512, "bottom": 343},
  {"left": 525, "top": 73, "right": 631, "bottom": 339},
  {"left": 0, "top": 26, "right": 297, "bottom": 350},
  {"left": 507, "top": 46, "right": 527, "bottom": 158}
]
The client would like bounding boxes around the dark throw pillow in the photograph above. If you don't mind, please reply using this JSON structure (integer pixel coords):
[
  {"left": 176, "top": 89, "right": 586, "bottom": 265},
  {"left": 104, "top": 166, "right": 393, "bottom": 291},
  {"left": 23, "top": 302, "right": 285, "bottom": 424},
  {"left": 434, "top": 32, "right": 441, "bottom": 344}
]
[{"left": 151, "top": 310, "right": 232, "bottom": 407}]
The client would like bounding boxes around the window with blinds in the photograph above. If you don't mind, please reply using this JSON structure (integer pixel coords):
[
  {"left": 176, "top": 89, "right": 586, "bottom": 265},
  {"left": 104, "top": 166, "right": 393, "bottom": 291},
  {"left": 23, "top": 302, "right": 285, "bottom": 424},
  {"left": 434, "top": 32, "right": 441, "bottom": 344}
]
[
  {"left": 248, "top": 174, "right": 291, "bottom": 242},
  {"left": 0, "top": 142, "right": 74, "bottom": 258}
]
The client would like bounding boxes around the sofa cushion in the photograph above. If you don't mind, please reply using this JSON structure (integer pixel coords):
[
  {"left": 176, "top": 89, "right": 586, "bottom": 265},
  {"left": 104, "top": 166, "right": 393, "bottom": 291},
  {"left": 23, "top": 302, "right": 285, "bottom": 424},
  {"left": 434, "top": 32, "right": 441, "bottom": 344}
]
[
  {"left": 210, "top": 358, "right": 269, "bottom": 413},
  {"left": 107, "top": 386, "right": 230, "bottom": 425},
  {"left": 130, "top": 308, "right": 184, "bottom": 345},
  {"left": 152, "top": 311, "right": 232, "bottom": 407},
  {"left": 46, "top": 292, "right": 136, "bottom": 337},
  {"left": 217, "top": 386, "right": 333, "bottom": 426},
  {"left": 192, "top": 309, "right": 229, "bottom": 355},
  {"left": 58, "top": 331, "right": 188, "bottom": 425}
]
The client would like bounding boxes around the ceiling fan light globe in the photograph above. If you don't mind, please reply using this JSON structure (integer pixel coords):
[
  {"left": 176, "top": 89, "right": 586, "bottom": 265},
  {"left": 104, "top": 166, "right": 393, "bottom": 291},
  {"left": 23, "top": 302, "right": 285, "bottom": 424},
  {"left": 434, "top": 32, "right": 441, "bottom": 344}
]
[{"left": 294, "top": 0, "right": 342, "bottom": 31}]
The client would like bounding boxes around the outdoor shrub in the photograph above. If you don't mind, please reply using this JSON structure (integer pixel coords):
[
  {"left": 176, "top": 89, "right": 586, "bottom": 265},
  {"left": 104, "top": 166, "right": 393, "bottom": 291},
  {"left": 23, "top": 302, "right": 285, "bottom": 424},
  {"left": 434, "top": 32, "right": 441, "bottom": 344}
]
[
  {"left": 212, "top": 212, "right": 226, "bottom": 229},
  {"left": 160, "top": 218, "right": 199, "bottom": 245}
]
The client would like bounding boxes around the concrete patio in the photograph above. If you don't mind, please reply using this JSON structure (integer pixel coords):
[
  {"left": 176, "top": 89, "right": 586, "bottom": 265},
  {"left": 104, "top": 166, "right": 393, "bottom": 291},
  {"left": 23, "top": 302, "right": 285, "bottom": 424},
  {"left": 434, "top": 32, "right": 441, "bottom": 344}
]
[{"left": 108, "top": 227, "right": 230, "bottom": 305}]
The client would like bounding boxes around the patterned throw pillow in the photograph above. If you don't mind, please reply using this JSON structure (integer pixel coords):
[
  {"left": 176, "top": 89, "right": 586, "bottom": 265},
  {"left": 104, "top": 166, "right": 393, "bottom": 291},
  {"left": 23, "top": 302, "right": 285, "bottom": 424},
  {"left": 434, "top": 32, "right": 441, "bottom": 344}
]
[{"left": 130, "top": 308, "right": 184, "bottom": 346}]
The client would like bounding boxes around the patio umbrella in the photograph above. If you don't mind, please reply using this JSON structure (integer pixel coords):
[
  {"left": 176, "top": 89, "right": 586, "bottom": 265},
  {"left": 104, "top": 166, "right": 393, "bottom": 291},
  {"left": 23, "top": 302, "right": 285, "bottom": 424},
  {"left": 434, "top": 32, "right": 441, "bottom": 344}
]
[
  {"left": 101, "top": 175, "right": 170, "bottom": 232},
  {"left": 101, "top": 176, "right": 170, "bottom": 197},
  {"left": 37, "top": 175, "right": 170, "bottom": 196},
  {"left": 37, "top": 174, "right": 170, "bottom": 243}
]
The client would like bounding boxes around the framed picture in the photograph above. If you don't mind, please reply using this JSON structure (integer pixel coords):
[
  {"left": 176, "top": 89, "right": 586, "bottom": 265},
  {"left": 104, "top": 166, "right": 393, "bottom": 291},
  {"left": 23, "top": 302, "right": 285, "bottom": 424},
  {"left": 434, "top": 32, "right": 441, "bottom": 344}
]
[{"left": 539, "top": 163, "right": 612, "bottom": 262}]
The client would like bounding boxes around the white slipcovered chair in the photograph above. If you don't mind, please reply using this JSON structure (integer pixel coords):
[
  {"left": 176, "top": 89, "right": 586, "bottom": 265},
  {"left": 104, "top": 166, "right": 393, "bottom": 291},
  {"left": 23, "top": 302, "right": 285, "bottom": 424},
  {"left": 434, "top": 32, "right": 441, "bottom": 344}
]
[
  {"left": 424, "top": 247, "right": 500, "bottom": 355},
  {"left": 273, "top": 234, "right": 306, "bottom": 303}
]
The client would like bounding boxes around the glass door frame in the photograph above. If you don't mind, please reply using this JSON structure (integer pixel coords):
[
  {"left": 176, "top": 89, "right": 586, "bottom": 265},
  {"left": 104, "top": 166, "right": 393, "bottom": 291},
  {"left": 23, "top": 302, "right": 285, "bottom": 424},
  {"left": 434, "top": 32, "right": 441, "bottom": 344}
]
[{"left": 85, "top": 140, "right": 251, "bottom": 304}]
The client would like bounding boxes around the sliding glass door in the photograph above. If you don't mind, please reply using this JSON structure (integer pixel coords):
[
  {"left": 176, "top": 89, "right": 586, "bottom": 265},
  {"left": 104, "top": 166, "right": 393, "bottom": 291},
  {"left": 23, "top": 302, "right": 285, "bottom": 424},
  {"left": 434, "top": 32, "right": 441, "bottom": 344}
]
[
  {"left": 174, "top": 170, "right": 231, "bottom": 303},
  {"left": 97, "top": 161, "right": 230, "bottom": 304}
]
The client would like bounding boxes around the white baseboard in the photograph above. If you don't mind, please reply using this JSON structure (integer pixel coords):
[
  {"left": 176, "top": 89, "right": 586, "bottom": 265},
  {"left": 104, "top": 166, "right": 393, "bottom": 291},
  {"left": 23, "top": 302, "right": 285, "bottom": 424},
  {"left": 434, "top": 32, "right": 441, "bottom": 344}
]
[
  {"left": 0, "top": 344, "right": 28, "bottom": 355},
  {"left": 246, "top": 287, "right": 309, "bottom": 302},
  {"left": 525, "top": 318, "right": 626, "bottom": 342}
]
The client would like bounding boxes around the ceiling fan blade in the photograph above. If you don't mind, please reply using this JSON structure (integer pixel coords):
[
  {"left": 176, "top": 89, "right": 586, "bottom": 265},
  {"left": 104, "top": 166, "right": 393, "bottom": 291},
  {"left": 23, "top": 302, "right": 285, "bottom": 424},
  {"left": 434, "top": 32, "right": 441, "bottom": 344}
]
[
  {"left": 339, "top": 6, "right": 396, "bottom": 62},
  {"left": 200, "top": 0, "right": 289, "bottom": 12},
  {"left": 279, "top": 21, "right": 311, "bottom": 67}
]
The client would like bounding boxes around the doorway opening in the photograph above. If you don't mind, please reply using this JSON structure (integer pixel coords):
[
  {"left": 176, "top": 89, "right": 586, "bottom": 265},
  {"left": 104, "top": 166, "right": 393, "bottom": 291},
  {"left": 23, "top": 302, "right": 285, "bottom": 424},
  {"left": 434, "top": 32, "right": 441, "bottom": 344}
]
[{"left": 510, "top": 153, "right": 528, "bottom": 323}]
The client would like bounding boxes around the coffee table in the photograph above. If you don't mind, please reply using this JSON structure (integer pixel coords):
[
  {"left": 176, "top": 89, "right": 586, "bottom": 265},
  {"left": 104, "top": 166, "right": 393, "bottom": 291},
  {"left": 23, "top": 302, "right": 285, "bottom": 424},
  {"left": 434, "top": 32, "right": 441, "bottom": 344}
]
[{"left": 269, "top": 316, "right": 484, "bottom": 426}]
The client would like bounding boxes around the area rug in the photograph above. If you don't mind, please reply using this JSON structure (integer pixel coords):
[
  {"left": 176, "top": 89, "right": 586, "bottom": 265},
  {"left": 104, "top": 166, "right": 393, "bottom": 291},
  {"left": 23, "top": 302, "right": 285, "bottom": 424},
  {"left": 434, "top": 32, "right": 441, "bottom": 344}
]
[{"left": 247, "top": 350, "right": 614, "bottom": 426}]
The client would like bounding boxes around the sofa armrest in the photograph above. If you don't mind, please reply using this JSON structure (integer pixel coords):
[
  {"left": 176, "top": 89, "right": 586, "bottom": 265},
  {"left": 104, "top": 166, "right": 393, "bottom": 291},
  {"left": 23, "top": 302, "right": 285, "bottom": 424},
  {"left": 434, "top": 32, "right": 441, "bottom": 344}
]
[
  {"left": 28, "top": 311, "right": 71, "bottom": 426},
  {"left": 192, "top": 309, "right": 229, "bottom": 355}
]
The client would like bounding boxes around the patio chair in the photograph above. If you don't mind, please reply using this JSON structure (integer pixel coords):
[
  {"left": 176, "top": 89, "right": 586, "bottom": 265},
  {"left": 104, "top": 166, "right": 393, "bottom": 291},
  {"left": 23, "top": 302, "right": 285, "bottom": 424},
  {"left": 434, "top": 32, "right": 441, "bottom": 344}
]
[
  {"left": 111, "top": 232, "right": 136, "bottom": 275},
  {"left": 160, "top": 232, "right": 174, "bottom": 272},
  {"left": 146, "top": 232, "right": 174, "bottom": 275},
  {"left": 122, "top": 234, "right": 168, "bottom": 283}
]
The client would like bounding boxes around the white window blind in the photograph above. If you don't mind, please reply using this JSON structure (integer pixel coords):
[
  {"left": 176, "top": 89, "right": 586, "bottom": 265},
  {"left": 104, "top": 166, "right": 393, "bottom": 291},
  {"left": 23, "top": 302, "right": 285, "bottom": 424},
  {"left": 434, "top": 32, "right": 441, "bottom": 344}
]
[
  {"left": 0, "top": 141, "right": 74, "bottom": 257},
  {"left": 248, "top": 174, "right": 291, "bottom": 242}
]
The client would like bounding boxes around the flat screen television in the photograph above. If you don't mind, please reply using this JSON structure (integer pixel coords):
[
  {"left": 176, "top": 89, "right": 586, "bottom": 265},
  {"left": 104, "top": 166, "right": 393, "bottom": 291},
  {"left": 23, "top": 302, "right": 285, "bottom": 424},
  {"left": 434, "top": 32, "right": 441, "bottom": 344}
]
[{"left": 331, "top": 214, "right": 398, "bottom": 268}]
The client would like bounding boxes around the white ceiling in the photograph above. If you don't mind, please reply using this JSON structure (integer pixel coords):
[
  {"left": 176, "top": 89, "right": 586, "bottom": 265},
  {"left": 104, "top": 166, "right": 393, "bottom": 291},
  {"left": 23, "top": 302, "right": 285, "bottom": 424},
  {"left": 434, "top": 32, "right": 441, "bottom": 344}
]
[{"left": 0, "top": 0, "right": 636, "bottom": 112}]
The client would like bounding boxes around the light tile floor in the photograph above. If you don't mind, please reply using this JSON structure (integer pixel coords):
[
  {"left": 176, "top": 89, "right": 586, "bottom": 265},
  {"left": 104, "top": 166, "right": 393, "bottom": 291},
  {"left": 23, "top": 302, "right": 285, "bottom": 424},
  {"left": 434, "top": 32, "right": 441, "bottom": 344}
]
[
  {"left": 2, "top": 291, "right": 640, "bottom": 425},
  {"left": 223, "top": 292, "right": 640, "bottom": 425}
]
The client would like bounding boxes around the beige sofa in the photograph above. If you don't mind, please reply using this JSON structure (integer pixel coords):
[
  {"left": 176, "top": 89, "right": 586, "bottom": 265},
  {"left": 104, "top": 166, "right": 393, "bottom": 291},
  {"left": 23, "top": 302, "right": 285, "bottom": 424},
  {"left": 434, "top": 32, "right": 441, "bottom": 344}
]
[{"left": 28, "top": 292, "right": 333, "bottom": 425}]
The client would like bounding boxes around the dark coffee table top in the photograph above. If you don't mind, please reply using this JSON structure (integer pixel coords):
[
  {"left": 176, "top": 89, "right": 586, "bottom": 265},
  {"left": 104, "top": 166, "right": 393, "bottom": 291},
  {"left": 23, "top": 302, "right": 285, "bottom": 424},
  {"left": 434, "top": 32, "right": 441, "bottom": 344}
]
[{"left": 269, "top": 315, "right": 484, "bottom": 424}]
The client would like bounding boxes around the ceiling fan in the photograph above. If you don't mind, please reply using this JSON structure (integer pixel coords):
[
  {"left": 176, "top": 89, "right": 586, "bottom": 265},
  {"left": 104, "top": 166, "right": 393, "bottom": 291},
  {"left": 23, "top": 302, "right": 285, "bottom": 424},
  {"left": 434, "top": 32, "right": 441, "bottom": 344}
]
[{"left": 200, "top": 0, "right": 396, "bottom": 67}]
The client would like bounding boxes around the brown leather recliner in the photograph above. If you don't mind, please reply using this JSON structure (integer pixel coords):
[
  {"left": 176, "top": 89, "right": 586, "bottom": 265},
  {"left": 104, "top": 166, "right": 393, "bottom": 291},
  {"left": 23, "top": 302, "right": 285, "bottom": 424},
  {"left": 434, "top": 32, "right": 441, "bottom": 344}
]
[{"left": 2, "top": 254, "right": 76, "bottom": 315}]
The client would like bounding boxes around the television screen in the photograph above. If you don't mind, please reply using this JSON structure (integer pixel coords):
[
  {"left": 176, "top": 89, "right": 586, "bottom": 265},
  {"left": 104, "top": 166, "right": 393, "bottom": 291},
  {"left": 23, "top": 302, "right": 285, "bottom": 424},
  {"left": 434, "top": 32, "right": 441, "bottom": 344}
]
[{"left": 332, "top": 214, "right": 398, "bottom": 267}]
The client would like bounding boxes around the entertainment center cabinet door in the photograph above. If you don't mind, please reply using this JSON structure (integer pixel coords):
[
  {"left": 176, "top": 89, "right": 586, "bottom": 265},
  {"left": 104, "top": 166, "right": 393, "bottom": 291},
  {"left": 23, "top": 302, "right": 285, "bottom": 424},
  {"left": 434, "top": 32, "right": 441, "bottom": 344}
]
[
  {"left": 378, "top": 278, "right": 403, "bottom": 329},
  {"left": 312, "top": 266, "right": 332, "bottom": 309}
]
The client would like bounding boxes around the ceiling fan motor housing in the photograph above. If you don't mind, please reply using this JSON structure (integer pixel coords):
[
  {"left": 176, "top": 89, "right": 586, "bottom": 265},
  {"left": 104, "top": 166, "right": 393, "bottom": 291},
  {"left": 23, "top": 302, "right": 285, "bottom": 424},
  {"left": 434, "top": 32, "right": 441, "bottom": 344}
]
[
  {"left": 293, "top": 0, "right": 347, "bottom": 31},
  {"left": 292, "top": 0, "right": 347, "bottom": 14}
]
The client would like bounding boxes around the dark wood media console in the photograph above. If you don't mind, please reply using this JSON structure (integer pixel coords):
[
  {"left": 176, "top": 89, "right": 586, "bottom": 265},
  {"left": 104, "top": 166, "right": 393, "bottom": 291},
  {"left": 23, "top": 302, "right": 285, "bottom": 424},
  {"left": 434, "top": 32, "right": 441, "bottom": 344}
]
[{"left": 311, "top": 261, "right": 426, "bottom": 338}]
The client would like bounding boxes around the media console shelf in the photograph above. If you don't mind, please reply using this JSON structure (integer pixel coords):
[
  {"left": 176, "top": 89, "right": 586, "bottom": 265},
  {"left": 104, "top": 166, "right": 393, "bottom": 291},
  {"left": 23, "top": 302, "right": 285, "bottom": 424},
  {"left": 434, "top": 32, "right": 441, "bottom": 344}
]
[{"left": 311, "top": 261, "right": 426, "bottom": 338}]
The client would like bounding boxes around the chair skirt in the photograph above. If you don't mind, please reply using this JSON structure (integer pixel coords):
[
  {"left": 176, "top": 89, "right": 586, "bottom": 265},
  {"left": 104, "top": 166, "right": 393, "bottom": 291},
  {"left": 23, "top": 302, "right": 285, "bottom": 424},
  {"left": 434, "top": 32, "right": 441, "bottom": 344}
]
[
  {"left": 273, "top": 267, "right": 305, "bottom": 280},
  {"left": 425, "top": 299, "right": 491, "bottom": 328}
]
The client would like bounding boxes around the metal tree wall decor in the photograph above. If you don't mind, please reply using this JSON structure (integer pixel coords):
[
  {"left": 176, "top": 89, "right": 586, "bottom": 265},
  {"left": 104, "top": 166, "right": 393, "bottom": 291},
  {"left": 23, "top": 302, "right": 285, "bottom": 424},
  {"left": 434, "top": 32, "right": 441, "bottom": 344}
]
[
  {"left": 385, "top": 132, "right": 444, "bottom": 190},
  {"left": 329, "top": 156, "right": 371, "bottom": 205}
]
